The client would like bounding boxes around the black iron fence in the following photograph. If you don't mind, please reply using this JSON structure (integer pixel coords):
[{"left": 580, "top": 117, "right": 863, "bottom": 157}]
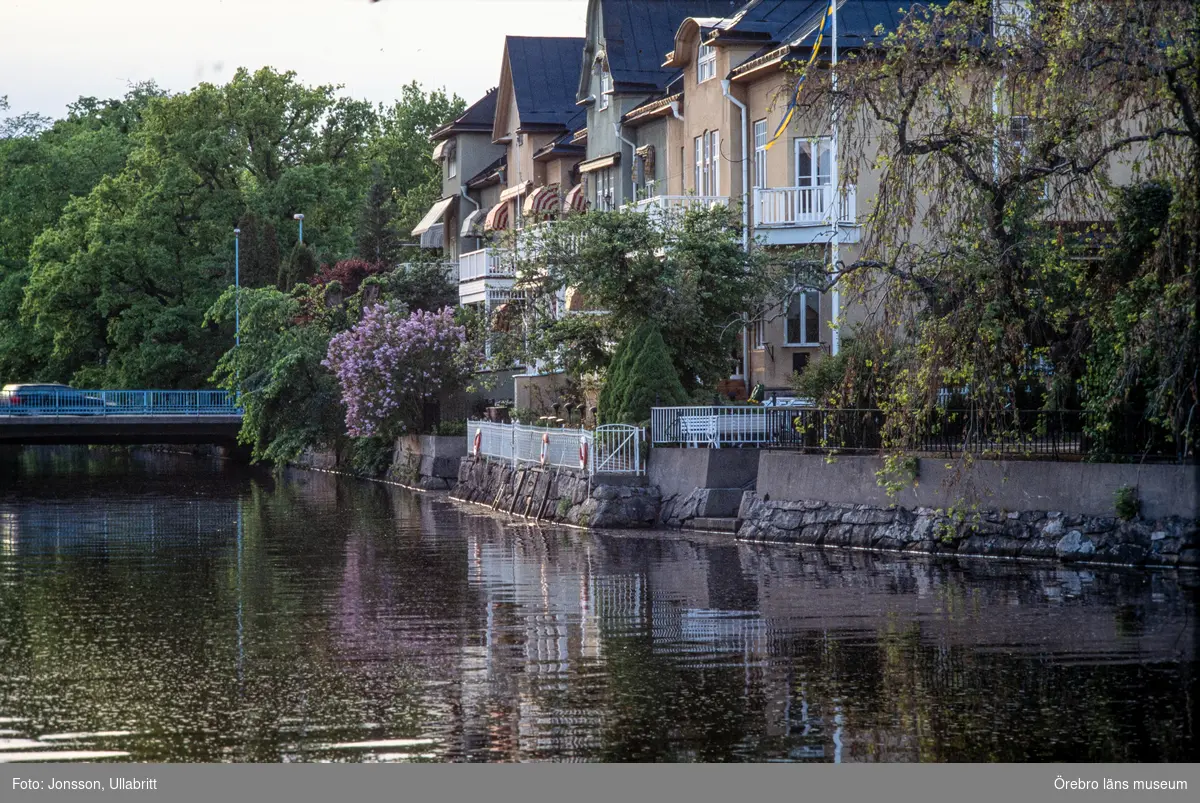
[{"left": 649, "top": 406, "right": 1192, "bottom": 463}]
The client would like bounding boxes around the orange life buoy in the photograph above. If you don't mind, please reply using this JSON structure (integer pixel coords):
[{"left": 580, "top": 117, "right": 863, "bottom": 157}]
[
  {"left": 579, "top": 436, "right": 589, "bottom": 470},
  {"left": 472, "top": 428, "right": 482, "bottom": 457},
  {"left": 540, "top": 432, "right": 549, "bottom": 465}
]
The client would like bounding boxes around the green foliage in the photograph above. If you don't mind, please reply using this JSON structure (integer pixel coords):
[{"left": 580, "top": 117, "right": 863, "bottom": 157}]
[
  {"left": 598, "top": 324, "right": 649, "bottom": 424},
  {"left": 433, "top": 419, "right": 466, "bottom": 437},
  {"left": 1113, "top": 485, "right": 1141, "bottom": 521},
  {"left": 619, "top": 325, "right": 690, "bottom": 424},
  {"left": 279, "top": 242, "right": 319, "bottom": 290},
  {"left": 205, "top": 286, "right": 344, "bottom": 464},
  {"left": 1, "top": 70, "right": 462, "bottom": 397},
  {"left": 506, "top": 204, "right": 781, "bottom": 391},
  {"left": 348, "top": 436, "right": 394, "bottom": 478}
]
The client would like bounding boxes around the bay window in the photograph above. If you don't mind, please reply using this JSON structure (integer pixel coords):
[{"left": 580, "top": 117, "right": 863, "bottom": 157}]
[{"left": 785, "top": 291, "right": 822, "bottom": 346}]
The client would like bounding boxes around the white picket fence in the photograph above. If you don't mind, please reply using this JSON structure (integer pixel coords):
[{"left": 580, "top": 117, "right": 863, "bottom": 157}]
[{"left": 466, "top": 420, "right": 643, "bottom": 475}]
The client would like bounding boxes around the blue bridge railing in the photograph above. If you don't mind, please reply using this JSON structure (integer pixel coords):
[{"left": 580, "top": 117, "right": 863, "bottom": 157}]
[{"left": 0, "top": 388, "right": 241, "bottom": 417}]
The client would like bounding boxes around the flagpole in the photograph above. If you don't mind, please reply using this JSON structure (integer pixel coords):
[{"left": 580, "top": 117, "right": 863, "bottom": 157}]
[{"left": 829, "top": 0, "right": 841, "bottom": 357}]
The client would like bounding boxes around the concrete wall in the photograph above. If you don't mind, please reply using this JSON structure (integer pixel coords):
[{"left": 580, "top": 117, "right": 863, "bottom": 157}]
[
  {"left": 649, "top": 447, "right": 761, "bottom": 501},
  {"left": 755, "top": 452, "right": 1200, "bottom": 521}
]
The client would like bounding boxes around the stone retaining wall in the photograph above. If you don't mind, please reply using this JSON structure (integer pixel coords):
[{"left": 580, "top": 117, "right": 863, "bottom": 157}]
[
  {"left": 736, "top": 493, "right": 1198, "bottom": 568},
  {"left": 453, "top": 457, "right": 660, "bottom": 528}
]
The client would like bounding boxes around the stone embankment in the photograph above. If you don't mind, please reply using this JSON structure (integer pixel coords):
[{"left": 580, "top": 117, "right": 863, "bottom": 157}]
[
  {"left": 452, "top": 457, "right": 660, "bottom": 528},
  {"left": 736, "top": 494, "right": 1198, "bottom": 568}
]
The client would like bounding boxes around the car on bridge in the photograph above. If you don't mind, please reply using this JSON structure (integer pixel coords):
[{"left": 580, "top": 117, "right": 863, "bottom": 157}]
[{"left": 1, "top": 383, "right": 109, "bottom": 415}]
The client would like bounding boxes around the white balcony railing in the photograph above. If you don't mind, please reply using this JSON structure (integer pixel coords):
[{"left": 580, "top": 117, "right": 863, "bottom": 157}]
[
  {"left": 624, "top": 195, "right": 730, "bottom": 218},
  {"left": 458, "top": 248, "right": 513, "bottom": 283},
  {"left": 754, "top": 185, "right": 856, "bottom": 229}
]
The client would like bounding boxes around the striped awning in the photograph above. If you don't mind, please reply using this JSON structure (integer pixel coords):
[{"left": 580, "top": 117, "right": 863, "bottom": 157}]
[
  {"left": 484, "top": 202, "right": 510, "bottom": 232},
  {"left": 412, "top": 196, "right": 456, "bottom": 236},
  {"left": 563, "top": 183, "right": 587, "bottom": 214},
  {"left": 431, "top": 139, "right": 450, "bottom": 162},
  {"left": 460, "top": 207, "right": 487, "bottom": 238},
  {"left": 499, "top": 180, "right": 532, "bottom": 203},
  {"left": 522, "top": 185, "right": 560, "bottom": 219}
]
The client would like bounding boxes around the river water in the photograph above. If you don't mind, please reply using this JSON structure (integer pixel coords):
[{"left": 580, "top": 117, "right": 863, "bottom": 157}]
[{"left": 0, "top": 447, "right": 1195, "bottom": 763}]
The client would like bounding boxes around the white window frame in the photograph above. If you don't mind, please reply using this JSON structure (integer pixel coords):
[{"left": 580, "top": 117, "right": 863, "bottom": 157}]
[
  {"left": 784, "top": 290, "right": 822, "bottom": 347},
  {"left": 593, "top": 167, "right": 615, "bottom": 211},
  {"left": 598, "top": 68, "right": 613, "bottom": 111},
  {"left": 751, "top": 314, "right": 766, "bottom": 349},
  {"left": 794, "top": 136, "right": 832, "bottom": 188},
  {"left": 708, "top": 130, "right": 720, "bottom": 196},
  {"left": 753, "top": 119, "right": 768, "bottom": 189},
  {"left": 697, "top": 43, "right": 716, "bottom": 84},
  {"left": 695, "top": 131, "right": 719, "bottom": 196}
]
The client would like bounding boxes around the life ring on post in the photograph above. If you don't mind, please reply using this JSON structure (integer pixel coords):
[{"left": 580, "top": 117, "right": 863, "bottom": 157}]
[
  {"left": 579, "top": 436, "right": 589, "bottom": 470},
  {"left": 540, "top": 432, "right": 549, "bottom": 465},
  {"left": 472, "top": 428, "right": 482, "bottom": 458}
]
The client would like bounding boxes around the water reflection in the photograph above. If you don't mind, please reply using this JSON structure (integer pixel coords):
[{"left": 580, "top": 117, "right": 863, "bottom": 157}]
[{"left": 0, "top": 447, "right": 1195, "bottom": 762}]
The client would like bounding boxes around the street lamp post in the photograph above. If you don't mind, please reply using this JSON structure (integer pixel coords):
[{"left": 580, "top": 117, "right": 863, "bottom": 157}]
[
  {"left": 293, "top": 213, "right": 304, "bottom": 244},
  {"left": 233, "top": 228, "right": 241, "bottom": 350}
]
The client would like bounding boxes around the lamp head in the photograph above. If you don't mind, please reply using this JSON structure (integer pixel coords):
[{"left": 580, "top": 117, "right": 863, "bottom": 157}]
[
  {"left": 233, "top": 228, "right": 241, "bottom": 235},
  {"left": 293, "top": 213, "right": 305, "bottom": 221}
]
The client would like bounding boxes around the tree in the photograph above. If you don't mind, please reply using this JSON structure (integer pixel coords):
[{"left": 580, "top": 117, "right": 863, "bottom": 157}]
[
  {"left": 323, "top": 305, "right": 473, "bottom": 438},
  {"left": 356, "top": 168, "right": 401, "bottom": 264},
  {"left": 791, "top": 0, "right": 1198, "bottom": 459},
  {"left": 206, "top": 286, "right": 344, "bottom": 463},
  {"left": 508, "top": 204, "right": 781, "bottom": 392},
  {"left": 617, "top": 325, "right": 690, "bottom": 424}
]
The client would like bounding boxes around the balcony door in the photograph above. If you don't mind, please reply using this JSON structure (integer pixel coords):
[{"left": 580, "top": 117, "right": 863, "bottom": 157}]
[{"left": 794, "top": 137, "right": 832, "bottom": 216}]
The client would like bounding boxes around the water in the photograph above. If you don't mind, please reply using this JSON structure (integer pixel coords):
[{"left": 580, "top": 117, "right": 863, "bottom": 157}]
[{"left": 0, "top": 447, "right": 1195, "bottom": 763}]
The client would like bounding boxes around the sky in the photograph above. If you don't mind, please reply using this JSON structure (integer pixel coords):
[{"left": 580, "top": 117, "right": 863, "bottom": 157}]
[{"left": 1, "top": 0, "right": 588, "bottom": 119}]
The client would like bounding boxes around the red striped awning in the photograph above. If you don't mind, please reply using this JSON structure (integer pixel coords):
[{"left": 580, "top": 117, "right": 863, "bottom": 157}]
[
  {"left": 563, "top": 183, "right": 588, "bottom": 214},
  {"left": 484, "top": 202, "right": 510, "bottom": 232},
  {"left": 522, "top": 185, "right": 561, "bottom": 220}
]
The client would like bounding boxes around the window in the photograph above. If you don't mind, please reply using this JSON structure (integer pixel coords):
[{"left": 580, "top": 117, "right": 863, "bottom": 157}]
[
  {"left": 794, "top": 136, "right": 832, "bottom": 216},
  {"left": 446, "top": 140, "right": 458, "bottom": 179},
  {"left": 993, "top": 0, "right": 1031, "bottom": 39},
  {"left": 593, "top": 167, "right": 616, "bottom": 210},
  {"left": 751, "top": 315, "right": 766, "bottom": 349},
  {"left": 753, "top": 119, "right": 768, "bottom": 189},
  {"left": 598, "top": 68, "right": 612, "bottom": 111},
  {"left": 697, "top": 43, "right": 716, "bottom": 83},
  {"left": 694, "top": 131, "right": 720, "bottom": 196},
  {"left": 795, "top": 137, "right": 832, "bottom": 187},
  {"left": 785, "top": 290, "right": 821, "bottom": 346}
]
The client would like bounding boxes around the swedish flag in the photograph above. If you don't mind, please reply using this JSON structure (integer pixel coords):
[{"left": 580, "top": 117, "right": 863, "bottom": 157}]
[{"left": 765, "top": 0, "right": 836, "bottom": 151}]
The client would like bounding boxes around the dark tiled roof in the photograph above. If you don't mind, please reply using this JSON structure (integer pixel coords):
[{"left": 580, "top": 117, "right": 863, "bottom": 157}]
[
  {"left": 718, "top": 0, "right": 946, "bottom": 54},
  {"left": 433, "top": 87, "right": 498, "bottom": 141},
  {"left": 601, "top": 0, "right": 743, "bottom": 91},
  {"left": 465, "top": 154, "right": 507, "bottom": 189},
  {"left": 507, "top": 36, "right": 587, "bottom": 128}
]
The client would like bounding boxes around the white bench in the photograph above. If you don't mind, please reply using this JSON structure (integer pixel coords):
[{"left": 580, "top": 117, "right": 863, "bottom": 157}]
[
  {"left": 678, "top": 415, "right": 718, "bottom": 448},
  {"left": 716, "top": 413, "right": 772, "bottom": 444}
]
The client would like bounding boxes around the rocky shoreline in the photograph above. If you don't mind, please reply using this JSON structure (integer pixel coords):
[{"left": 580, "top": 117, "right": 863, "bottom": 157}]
[{"left": 735, "top": 493, "right": 1198, "bottom": 568}]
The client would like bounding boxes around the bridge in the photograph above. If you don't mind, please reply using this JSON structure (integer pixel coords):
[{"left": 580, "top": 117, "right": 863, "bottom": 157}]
[{"left": 0, "top": 389, "right": 243, "bottom": 446}]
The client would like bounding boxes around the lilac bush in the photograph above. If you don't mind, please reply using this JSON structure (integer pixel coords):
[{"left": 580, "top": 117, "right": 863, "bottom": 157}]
[{"left": 324, "top": 305, "right": 471, "bottom": 437}]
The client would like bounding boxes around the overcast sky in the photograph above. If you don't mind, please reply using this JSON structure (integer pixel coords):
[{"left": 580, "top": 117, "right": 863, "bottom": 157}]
[{"left": 2, "top": 0, "right": 588, "bottom": 119}]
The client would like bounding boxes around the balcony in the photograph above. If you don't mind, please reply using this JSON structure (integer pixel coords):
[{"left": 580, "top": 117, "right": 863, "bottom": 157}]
[
  {"left": 753, "top": 185, "right": 860, "bottom": 245},
  {"left": 459, "top": 248, "right": 515, "bottom": 306},
  {"left": 623, "top": 195, "right": 730, "bottom": 230}
]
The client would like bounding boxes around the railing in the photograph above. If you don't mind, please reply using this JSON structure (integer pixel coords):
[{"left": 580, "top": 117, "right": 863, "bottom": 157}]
[
  {"left": 467, "top": 420, "right": 643, "bottom": 475},
  {"left": 459, "top": 248, "right": 514, "bottom": 282},
  {"left": 650, "top": 406, "right": 1189, "bottom": 461},
  {"left": 0, "top": 389, "right": 241, "bottom": 417},
  {"left": 624, "top": 195, "right": 730, "bottom": 223},
  {"left": 753, "top": 185, "right": 856, "bottom": 228}
]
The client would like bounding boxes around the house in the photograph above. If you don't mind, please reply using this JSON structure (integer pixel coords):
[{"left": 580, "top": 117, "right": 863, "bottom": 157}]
[
  {"left": 597, "top": 0, "right": 924, "bottom": 393},
  {"left": 574, "top": 0, "right": 742, "bottom": 210},
  {"left": 418, "top": 87, "right": 507, "bottom": 266}
]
